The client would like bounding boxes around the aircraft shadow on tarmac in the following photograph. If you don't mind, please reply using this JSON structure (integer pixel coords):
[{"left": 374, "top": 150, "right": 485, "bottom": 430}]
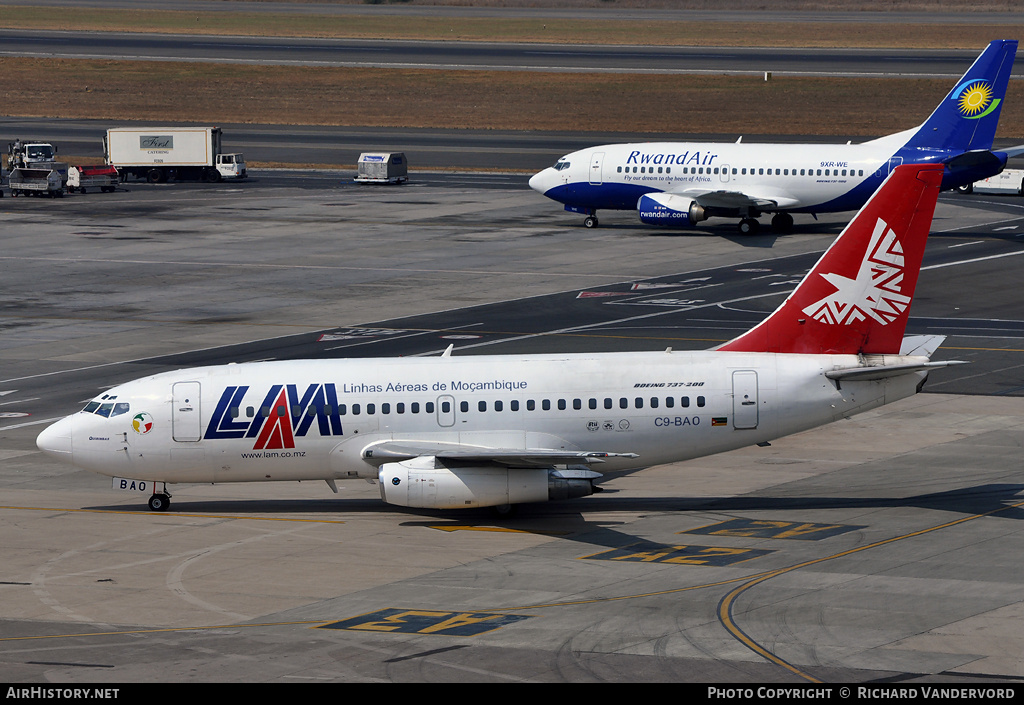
[{"left": 83, "top": 482, "right": 1024, "bottom": 554}]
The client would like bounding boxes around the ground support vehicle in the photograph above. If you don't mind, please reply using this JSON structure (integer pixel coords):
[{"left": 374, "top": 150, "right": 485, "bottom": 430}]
[
  {"left": 68, "top": 165, "right": 118, "bottom": 193},
  {"left": 957, "top": 168, "right": 1024, "bottom": 194},
  {"left": 9, "top": 168, "right": 64, "bottom": 197},
  {"left": 354, "top": 152, "right": 408, "bottom": 184},
  {"left": 104, "top": 127, "right": 246, "bottom": 183}
]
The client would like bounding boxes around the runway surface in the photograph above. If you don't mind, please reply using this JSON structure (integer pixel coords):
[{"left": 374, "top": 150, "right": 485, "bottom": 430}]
[
  {"left": 0, "top": 0, "right": 1019, "bottom": 23},
  {"left": 2, "top": 174, "right": 1024, "bottom": 683},
  {"left": 4, "top": 28, "right": 1016, "bottom": 77}
]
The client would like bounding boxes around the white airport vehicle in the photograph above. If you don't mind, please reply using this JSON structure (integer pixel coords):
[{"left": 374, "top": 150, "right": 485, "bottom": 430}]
[
  {"left": 37, "top": 164, "right": 958, "bottom": 513},
  {"left": 354, "top": 152, "right": 408, "bottom": 184},
  {"left": 6, "top": 139, "right": 68, "bottom": 191},
  {"left": 9, "top": 167, "right": 64, "bottom": 197},
  {"left": 104, "top": 126, "right": 247, "bottom": 183},
  {"left": 957, "top": 167, "right": 1024, "bottom": 194},
  {"left": 67, "top": 164, "right": 118, "bottom": 194},
  {"left": 529, "top": 40, "right": 1021, "bottom": 234}
]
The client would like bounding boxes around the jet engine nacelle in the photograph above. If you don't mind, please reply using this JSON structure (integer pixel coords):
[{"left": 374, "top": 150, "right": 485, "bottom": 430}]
[
  {"left": 377, "top": 456, "right": 597, "bottom": 509},
  {"left": 637, "top": 193, "right": 706, "bottom": 226}
]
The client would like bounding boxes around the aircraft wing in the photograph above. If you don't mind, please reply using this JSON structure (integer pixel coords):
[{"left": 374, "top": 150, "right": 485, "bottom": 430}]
[
  {"left": 360, "top": 439, "right": 638, "bottom": 468},
  {"left": 672, "top": 187, "right": 801, "bottom": 210}
]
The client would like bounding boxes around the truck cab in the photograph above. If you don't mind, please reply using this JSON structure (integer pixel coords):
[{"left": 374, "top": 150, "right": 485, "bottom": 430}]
[{"left": 216, "top": 153, "right": 246, "bottom": 180}]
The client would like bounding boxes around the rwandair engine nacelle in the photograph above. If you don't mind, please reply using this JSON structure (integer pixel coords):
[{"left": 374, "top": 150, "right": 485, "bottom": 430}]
[
  {"left": 637, "top": 193, "right": 706, "bottom": 226},
  {"left": 377, "top": 456, "right": 598, "bottom": 509}
]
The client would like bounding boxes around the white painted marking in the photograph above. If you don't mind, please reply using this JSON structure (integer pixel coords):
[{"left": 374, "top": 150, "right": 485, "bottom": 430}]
[{"left": 922, "top": 250, "right": 1024, "bottom": 271}]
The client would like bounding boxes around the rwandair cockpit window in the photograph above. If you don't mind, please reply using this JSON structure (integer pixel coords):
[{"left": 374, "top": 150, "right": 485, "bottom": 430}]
[
  {"left": 553, "top": 160, "right": 570, "bottom": 171},
  {"left": 82, "top": 400, "right": 130, "bottom": 417}
]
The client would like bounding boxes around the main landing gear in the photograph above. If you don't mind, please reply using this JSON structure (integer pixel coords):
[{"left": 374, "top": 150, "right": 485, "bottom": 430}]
[
  {"left": 584, "top": 215, "right": 599, "bottom": 228},
  {"left": 737, "top": 212, "right": 794, "bottom": 236}
]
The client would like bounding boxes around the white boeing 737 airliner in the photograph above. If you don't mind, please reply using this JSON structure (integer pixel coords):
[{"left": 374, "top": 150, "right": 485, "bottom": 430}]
[
  {"left": 529, "top": 40, "right": 1018, "bottom": 234},
  {"left": 37, "top": 164, "right": 958, "bottom": 514}
]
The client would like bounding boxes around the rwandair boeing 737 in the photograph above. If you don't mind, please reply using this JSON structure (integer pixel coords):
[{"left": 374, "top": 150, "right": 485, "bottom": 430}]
[
  {"left": 37, "top": 163, "right": 959, "bottom": 514},
  {"left": 529, "top": 40, "right": 1017, "bottom": 234}
]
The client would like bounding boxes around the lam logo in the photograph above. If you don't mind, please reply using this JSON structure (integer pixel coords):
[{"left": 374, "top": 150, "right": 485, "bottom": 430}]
[
  {"left": 802, "top": 217, "right": 910, "bottom": 326},
  {"left": 204, "top": 383, "right": 345, "bottom": 449}
]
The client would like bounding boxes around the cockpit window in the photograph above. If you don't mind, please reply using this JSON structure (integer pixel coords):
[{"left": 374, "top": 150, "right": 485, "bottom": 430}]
[
  {"left": 553, "top": 160, "right": 570, "bottom": 171},
  {"left": 81, "top": 400, "right": 130, "bottom": 417}
]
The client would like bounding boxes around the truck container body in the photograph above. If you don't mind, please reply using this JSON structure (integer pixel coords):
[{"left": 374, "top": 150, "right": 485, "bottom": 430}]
[
  {"left": 354, "top": 152, "right": 408, "bottom": 184},
  {"left": 9, "top": 167, "right": 64, "bottom": 197},
  {"left": 960, "top": 168, "right": 1024, "bottom": 195},
  {"left": 104, "top": 127, "right": 246, "bottom": 183}
]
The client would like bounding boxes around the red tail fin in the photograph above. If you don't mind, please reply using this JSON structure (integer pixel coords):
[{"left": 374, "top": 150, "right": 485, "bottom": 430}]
[{"left": 719, "top": 164, "right": 944, "bottom": 355}]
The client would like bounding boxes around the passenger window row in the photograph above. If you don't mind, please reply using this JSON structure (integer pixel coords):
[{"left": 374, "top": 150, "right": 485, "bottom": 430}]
[
  {"left": 227, "top": 395, "right": 707, "bottom": 419},
  {"left": 617, "top": 165, "right": 865, "bottom": 177}
]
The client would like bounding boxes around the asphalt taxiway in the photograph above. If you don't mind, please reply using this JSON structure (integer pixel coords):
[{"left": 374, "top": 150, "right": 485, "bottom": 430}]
[{"left": 3, "top": 173, "right": 1024, "bottom": 683}]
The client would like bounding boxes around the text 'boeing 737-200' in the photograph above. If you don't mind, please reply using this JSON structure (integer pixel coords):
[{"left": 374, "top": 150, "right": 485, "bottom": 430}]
[
  {"left": 529, "top": 40, "right": 1019, "bottom": 235},
  {"left": 37, "top": 163, "right": 961, "bottom": 514}
]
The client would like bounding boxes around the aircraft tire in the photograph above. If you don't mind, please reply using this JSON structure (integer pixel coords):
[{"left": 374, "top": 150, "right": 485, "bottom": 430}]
[
  {"left": 957, "top": 183, "right": 973, "bottom": 194},
  {"left": 771, "top": 212, "right": 794, "bottom": 233},
  {"left": 584, "top": 216, "right": 598, "bottom": 229},
  {"left": 738, "top": 218, "right": 760, "bottom": 235},
  {"left": 148, "top": 493, "right": 171, "bottom": 512}
]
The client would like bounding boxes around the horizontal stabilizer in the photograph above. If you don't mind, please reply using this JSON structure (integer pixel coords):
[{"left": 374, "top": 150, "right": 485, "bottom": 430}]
[
  {"left": 998, "top": 144, "right": 1024, "bottom": 159},
  {"left": 943, "top": 149, "right": 1006, "bottom": 172},
  {"left": 899, "top": 334, "right": 946, "bottom": 357},
  {"left": 825, "top": 360, "right": 967, "bottom": 382}
]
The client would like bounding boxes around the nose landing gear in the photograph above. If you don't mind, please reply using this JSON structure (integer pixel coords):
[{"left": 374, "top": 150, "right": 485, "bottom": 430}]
[{"left": 148, "top": 484, "right": 172, "bottom": 511}]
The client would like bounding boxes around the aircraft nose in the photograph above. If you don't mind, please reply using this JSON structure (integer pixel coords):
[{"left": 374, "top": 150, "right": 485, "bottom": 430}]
[
  {"left": 37, "top": 416, "right": 74, "bottom": 462},
  {"left": 529, "top": 169, "right": 551, "bottom": 194}
]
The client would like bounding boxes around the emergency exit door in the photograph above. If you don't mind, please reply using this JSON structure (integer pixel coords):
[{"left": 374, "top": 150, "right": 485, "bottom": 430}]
[{"left": 172, "top": 381, "right": 202, "bottom": 442}]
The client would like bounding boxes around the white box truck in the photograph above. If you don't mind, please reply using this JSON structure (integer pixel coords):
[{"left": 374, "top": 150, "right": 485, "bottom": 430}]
[
  {"left": 957, "top": 168, "right": 1024, "bottom": 195},
  {"left": 104, "top": 127, "right": 246, "bottom": 183}
]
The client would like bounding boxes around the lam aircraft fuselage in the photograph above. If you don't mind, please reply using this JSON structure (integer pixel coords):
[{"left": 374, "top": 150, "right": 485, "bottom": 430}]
[{"left": 54, "top": 351, "right": 925, "bottom": 487}]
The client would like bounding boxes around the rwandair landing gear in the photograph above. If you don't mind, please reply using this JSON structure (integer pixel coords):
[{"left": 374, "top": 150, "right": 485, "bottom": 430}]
[
  {"left": 771, "top": 212, "right": 794, "bottom": 233},
  {"left": 738, "top": 218, "right": 760, "bottom": 235},
  {"left": 148, "top": 483, "right": 172, "bottom": 511},
  {"left": 584, "top": 215, "right": 599, "bottom": 229}
]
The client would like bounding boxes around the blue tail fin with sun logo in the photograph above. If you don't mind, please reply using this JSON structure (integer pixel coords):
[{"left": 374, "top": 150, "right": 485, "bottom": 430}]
[{"left": 903, "top": 40, "right": 1017, "bottom": 152}]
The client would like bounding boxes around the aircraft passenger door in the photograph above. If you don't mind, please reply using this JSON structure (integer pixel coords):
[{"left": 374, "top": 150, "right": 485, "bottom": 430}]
[
  {"left": 436, "top": 394, "right": 456, "bottom": 427},
  {"left": 589, "top": 152, "right": 605, "bottom": 185},
  {"left": 887, "top": 156, "right": 903, "bottom": 174},
  {"left": 732, "top": 371, "right": 758, "bottom": 430},
  {"left": 720, "top": 164, "right": 731, "bottom": 183},
  {"left": 172, "top": 381, "right": 202, "bottom": 442}
]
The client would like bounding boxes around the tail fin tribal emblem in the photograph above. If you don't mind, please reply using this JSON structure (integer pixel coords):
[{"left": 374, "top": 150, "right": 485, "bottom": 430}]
[{"left": 802, "top": 218, "right": 911, "bottom": 326}]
